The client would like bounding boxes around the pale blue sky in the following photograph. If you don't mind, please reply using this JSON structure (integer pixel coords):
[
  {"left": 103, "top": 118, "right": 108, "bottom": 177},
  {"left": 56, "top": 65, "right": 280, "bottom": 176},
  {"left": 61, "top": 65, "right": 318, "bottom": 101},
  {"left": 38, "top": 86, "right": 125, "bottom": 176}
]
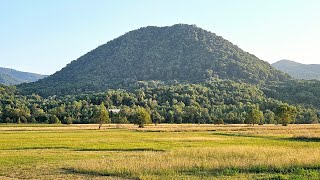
[{"left": 0, "top": 0, "right": 319, "bottom": 74}]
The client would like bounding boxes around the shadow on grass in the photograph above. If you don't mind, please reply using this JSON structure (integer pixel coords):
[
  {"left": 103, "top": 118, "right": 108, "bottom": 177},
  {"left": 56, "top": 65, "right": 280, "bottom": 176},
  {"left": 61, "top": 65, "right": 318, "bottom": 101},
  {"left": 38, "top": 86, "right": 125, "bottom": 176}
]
[
  {"left": 4, "top": 147, "right": 166, "bottom": 152},
  {"left": 214, "top": 132, "right": 320, "bottom": 143},
  {"left": 75, "top": 148, "right": 165, "bottom": 152},
  {"left": 213, "top": 132, "right": 277, "bottom": 140},
  {"left": 134, "top": 129, "right": 216, "bottom": 132},
  {"left": 61, "top": 168, "right": 141, "bottom": 180},
  {"left": 5, "top": 146, "right": 72, "bottom": 150},
  {"left": 286, "top": 137, "right": 320, "bottom": 142},
  {"left": 62, "top": 165, "right": 320, "bottom": 179},
  {"left": 213, "top": 132, "right": 320, "bottom": 143},
  {"left": 180, "top": 165, "right": 320, "bottom": 177}
]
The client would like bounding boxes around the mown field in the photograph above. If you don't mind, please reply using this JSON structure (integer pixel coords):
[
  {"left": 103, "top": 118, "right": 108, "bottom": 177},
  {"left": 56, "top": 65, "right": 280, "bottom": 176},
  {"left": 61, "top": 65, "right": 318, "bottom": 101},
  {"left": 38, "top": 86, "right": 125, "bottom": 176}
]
[{"left": 0, "top": 124, "right": 319, "bottom": 179}]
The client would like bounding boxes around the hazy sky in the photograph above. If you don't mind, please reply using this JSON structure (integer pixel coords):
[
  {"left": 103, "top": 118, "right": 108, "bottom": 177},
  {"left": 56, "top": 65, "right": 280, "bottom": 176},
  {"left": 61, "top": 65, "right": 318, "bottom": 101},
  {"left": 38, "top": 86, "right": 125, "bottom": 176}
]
[{"left": 1, "top": 0, "right": 319, "bottom": 74}]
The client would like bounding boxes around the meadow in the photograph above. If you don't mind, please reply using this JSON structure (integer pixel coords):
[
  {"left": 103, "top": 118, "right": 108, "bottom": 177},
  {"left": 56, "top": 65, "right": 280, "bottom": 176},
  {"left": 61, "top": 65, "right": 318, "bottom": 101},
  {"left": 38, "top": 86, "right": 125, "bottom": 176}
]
[{"left": 0, "top": 124, "right": 319, "bottom": 179}]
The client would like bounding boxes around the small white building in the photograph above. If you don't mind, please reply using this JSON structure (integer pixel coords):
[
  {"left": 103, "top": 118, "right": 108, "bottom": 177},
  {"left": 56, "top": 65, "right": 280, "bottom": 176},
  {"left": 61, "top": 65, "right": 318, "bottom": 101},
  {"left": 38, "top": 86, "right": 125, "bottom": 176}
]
[{"left": 108, "top": 109, "right": 120, "bottom": 114}]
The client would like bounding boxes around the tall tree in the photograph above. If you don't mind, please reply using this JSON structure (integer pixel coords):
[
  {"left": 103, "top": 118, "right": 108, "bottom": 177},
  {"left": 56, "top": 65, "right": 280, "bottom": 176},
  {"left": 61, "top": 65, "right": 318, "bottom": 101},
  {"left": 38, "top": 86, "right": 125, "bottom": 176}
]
[
  {"left": 134, "top": 107, "right": 151, "bottom": 128},
  {"left": 95, "top": 103, "right": 110, "bottom": 129},
  {"left": 275, "top": 104, "right": 297, "bottom": 126},
  {"left": 264, "top": 109, "right": 275, "bottom": 124},
  {"left": 246, "top": 106, "right": 263, "bottom": 126}
]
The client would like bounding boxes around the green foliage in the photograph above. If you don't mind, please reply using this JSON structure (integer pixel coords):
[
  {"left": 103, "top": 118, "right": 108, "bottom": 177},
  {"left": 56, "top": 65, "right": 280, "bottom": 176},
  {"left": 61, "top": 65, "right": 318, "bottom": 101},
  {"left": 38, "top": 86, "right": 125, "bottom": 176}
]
[
  {"left": 95, "top": 103, "right": 110, "bottom": 129},
  {"left": 134, "top": 107, "right": 151, "bottom": 128},
  {"left": 18, "top": 24, "right": 289, "bottom": 97},
  {"left": 275, "top": 104, "right": 297, "bottom": 126},
  {"left": 151, "top": 111, "right": 164, "bottom": 125},
  {"left": 296, "top": 109, "right": 319, "bottom": 124},
  {"left": 246, "top": 106, "right": 263, "bottom": 126},
  {"left": 263, "top": 80, "right": 320, "bottom": 108},
  {"left": 214, "top": 118, "right": 224, "bottom": 125},
  {"left": 65, "top": 117, "right": 74, "bottom": 125},
  {"left": 0, "top": 80, "right": 318, "bottom": 125},
  {"left": 49, "top": 115, "right": 60, "bottom": 124},
  {"left": 264, "top": 109, "right": 275, "bottom": 124},
  {"left": 112, "top": 115, "right": 129, "bottom": 124}
]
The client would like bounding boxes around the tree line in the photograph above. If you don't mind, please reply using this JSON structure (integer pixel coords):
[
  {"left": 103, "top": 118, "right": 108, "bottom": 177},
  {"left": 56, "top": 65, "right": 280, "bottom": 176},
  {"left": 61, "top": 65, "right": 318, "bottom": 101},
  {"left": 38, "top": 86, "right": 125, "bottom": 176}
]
[{"left": 1, "top": 80, "right": 319, "bottom": 126}]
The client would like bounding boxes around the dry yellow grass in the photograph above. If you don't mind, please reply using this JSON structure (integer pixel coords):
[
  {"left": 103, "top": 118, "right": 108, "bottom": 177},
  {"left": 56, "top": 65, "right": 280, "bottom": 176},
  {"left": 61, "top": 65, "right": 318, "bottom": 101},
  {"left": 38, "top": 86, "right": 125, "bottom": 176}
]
[{"left": 66, "top": 145, "right": 320, "bottom": 179}]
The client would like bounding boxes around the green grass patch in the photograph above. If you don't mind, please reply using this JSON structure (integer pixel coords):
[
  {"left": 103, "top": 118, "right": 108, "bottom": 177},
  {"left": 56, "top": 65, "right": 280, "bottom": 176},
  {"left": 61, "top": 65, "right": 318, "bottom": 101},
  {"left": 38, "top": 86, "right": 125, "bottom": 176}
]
[{"left": 0, "top": 124, "right": 319, "bottom": 179}]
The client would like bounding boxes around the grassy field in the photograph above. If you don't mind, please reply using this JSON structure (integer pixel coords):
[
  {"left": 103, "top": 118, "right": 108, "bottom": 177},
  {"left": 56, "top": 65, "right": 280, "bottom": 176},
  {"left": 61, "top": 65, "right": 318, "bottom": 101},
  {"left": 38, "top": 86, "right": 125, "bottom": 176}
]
[{"left": 0, "top": 124, "right": 319, "bottom": 179}]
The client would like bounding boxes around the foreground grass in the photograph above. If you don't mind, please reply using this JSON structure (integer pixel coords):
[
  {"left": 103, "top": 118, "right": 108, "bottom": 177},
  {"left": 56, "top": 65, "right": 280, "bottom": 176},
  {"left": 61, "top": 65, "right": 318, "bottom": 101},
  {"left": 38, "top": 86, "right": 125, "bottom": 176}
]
[{"left": 0, "top": 124, "right": 319, "bottom": 179}]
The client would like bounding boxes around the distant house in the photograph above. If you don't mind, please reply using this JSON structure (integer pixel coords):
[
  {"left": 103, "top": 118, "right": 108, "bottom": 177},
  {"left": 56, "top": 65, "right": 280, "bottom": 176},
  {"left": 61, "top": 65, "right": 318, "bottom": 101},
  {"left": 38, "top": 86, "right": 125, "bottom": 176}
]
[{"left": 108, "top": 109, "right": 121, "bottom": 114}]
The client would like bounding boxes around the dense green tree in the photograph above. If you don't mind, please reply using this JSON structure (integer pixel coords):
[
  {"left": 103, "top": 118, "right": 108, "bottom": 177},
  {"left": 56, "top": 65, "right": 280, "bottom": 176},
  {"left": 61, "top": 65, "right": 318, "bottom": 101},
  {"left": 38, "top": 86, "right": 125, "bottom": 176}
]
[
  {"left": 64, "top": 117, "right": 74, "bottom": 125},
  {"left": 214, "top": 118, "right": 224, "bottom": 125},
  {"left": 151, "top": 111, "right": 164, "bottom": 125},
  {"left": 134, "top": 107, "right": 151, "bottom": 128},
  {"left": 49, "top": 115, "right": 60, "bottom": 124},
  {"left": 296, "top": 109, "right": 319, "bottom": 124},
  {"left": 246, "top": 107, "right": 263, "bottom": 126},
  {"left": 95, "top": 103, "right": 110, "bottom": 129},
  {"left": 33, "top": 108, "right": 48, "bottom": 123},
  {"left": 264, "top": 109, "right": 275, "bottom": 124},
  {"left": 113, "top": 115, "right": 129, "bottom": 124},
  {"left": 275, "top": 104, "right": 297, "bottom": 126}
]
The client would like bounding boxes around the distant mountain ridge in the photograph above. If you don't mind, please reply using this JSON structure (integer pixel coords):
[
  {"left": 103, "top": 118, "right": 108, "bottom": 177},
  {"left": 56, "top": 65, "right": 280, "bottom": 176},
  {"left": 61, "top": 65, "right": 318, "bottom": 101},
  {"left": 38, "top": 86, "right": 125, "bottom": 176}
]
[
  {"left": 272, "top": 60, "right": 320, "bottom": 80},
  {"left": 18, "top": 24, "right": 290, "bottom": 96},
  {"left": 0, "top": 67, "right": 48, "bottom": 85}
]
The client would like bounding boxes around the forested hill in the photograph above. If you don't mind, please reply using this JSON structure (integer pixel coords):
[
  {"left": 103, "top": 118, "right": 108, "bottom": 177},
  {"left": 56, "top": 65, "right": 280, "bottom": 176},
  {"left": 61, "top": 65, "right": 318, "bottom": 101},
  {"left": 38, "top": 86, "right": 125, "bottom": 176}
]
[
  {"left": 18, "top": 24, "right": 290, "bottom": 96},
  {"left": 0, "top": 67, "right": 47, "bottom": 85},
  {"left": 272, "top": 60, "right": 320, "bottom": 80}
]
